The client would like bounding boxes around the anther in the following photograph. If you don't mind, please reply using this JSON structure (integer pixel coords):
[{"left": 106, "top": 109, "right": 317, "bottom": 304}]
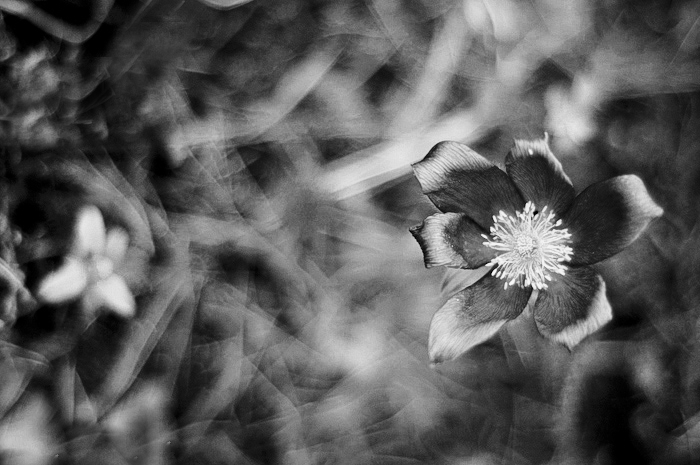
[{"left": 482, "top": 201, "right": 572, "bottom": 289}]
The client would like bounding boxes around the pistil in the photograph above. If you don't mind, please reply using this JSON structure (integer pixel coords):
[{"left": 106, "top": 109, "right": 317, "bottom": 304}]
[{"left": 482, "top": 202, "right": 573, "bottom": 290}]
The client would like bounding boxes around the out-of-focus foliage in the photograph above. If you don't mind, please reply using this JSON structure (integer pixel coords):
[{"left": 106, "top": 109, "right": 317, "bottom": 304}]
[{"left": 0, "top": 0, "right": 696, "bottom": 464}]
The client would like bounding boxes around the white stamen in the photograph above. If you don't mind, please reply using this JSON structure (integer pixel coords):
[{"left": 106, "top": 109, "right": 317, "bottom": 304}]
[{"left": 481, "top": 202, "right": 572, "bottom": 290}]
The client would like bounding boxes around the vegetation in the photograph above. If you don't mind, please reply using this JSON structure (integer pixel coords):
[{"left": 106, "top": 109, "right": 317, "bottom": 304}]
[{"left": 0, "top": 0, "right": 698, "bottom": 463}]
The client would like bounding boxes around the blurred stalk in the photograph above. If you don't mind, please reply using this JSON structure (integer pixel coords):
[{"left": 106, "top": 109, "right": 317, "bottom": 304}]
[
  {"left": 388, "top": 6, "right": 472, "bottom": 135},
  {"left": 0, "top": 0, "right": 114, "bottom": 44},
  {"left": 319, "top": 109, "right": 485, "bottom": 199},
  {"left": 0, "top": 148, "right": 29, "bottom": 327}
]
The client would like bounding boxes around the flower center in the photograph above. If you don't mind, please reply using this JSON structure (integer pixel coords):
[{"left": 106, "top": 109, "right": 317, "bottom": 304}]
[
  {"left": 86, "top": 254, "right": 114, "bottom": 283},
  {"left": 481, "top": 202, "right": 572, "bottom": 290}
]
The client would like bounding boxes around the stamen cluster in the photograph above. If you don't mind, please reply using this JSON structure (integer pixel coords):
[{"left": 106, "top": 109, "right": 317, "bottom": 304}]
[{"left": 482, "top": 202, "right": 572, "bottom": 290}]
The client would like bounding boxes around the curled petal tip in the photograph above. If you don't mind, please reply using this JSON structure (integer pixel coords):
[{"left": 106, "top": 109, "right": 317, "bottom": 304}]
[
  {"left": 623, "top": 174, "right": 664, "bottom": 217},
  {"left": 412, "top": 141, "right": 492, "bottom": 194},
  {"left": 411, "top": 213, "right": 496, "bottom": 269},
  {"left": 649, "top": 198, "right": 664, "bottom": 219},
  {"left": 505, "top": 137, "right": 575, "bottom": 213},
  {"left": 566, "top": 174, "right": 664, "bottom": 265},
  {"left": 412, "top": 141, "right": 524, "bottom": 227},
  {"left": 429, "top": 316, "right": 505, "bottom": 363},
  {"left": 534, "top": 269, "right": 612, "bottom": 349}
]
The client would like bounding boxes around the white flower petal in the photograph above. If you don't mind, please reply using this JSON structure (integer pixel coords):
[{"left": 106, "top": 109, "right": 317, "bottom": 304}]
[
  {"left": 90, "top": 275, "right": 136, "bottom": 318},
  {"left": 104, "top": 227, "right": 130, "bottom": 265},
  {"left": 71, "top": 205, "right": 106, "bottom": 257},
  {"left": 36, "top": 257, "right": 88, "bottom": 304},
  {"left": 0, "top": 393, "right": 59, "bottom": 462}
]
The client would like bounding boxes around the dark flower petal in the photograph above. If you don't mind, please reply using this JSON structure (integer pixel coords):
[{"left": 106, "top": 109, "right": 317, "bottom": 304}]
[
  {"left": 564, "top": 175, "right": 663, "bottom": 265},
  {"left": 410, "top": 213, "right": 497, "bottom": 269},
  {"left": 533, "top": 266, "right": 612, "bottom": 349},
  {"left": 412, "top": 141, "right": 524, "bottom": 228},
  {"left": 505, "top": 137, "right": 575, "bottom": 215},
  {"left": 429, "top": 274, "right": 531, "bottom": 363}
]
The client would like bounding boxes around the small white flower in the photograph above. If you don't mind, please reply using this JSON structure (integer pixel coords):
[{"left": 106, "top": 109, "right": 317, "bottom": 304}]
[{"left": 36, "top": 205, "right": 135, "bottom": 318}]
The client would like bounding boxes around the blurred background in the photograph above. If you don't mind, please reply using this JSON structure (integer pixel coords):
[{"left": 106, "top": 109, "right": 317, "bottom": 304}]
[{"left": 0, "top": 0, "right": 698, "bottom": 463}]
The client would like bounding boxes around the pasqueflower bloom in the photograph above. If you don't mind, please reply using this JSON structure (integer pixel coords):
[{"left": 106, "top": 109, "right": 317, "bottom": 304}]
[
  {"left": 410, "top": 137, "right": 662, "bottom": 363},
  {"left": 36, "top": 205, "right": 136, "bottom": 318}
]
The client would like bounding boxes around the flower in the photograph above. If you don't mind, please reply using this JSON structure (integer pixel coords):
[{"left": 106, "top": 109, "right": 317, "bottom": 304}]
[
  {"left": 410, "top": 137, "right": 663, "bottom": 363},
  {"left": 36, "top": 205, "right": 136, "bottom": 318}
]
